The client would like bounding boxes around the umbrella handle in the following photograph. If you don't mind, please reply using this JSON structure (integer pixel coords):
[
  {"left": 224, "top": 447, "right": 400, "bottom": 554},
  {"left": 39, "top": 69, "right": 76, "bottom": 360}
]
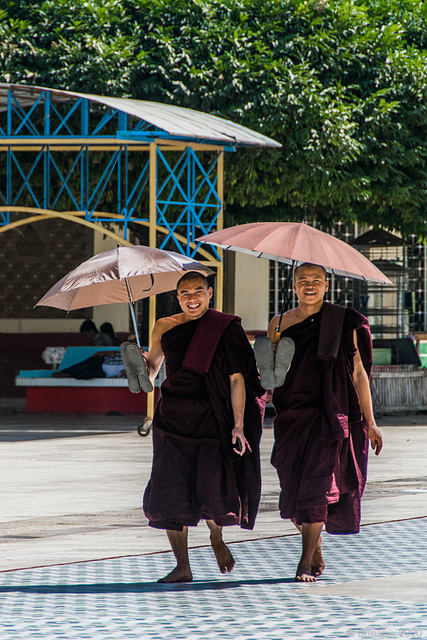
[{"left": 272, "top": 327, "right": 281, "bottom": 345}]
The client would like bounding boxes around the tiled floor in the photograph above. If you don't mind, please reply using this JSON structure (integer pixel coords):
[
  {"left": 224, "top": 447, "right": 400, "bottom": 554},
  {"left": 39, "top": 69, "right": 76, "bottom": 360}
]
[{"left": 1, "top": 519, "right": 426, "bottom": 639}]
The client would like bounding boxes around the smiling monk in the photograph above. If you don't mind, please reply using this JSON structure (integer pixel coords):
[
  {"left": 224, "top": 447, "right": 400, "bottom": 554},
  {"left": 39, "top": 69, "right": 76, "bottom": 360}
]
[
  {"left": 264, "top": 263, "right": 383, "bottom": 583},
  {"left": 120, "top": 271, "right": 264, "bottom": 583}
]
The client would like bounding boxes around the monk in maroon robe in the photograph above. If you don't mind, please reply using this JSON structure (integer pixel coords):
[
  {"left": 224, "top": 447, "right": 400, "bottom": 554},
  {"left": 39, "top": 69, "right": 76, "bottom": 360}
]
[
  {"left": 266, "top": 263, "right": 383, "bottom": 583},
  {"left": 125, "top": 271, "right": 264, "bottom": 583}
]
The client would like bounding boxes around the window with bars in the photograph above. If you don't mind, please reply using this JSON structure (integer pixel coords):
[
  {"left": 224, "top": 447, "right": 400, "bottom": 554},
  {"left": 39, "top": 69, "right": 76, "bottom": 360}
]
[{"left": 268, "top": 224, "right": 427, "bottom": 339}]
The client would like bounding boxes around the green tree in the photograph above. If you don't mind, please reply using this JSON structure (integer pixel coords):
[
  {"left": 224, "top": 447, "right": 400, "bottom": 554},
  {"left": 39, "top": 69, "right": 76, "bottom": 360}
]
[{"left": 1, "top": 0, "right": 427, "bottom": 235}]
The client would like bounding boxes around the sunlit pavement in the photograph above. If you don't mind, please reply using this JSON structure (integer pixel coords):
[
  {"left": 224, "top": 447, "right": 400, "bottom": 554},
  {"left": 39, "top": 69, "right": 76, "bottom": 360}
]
[{"left": 0, "top": 402, "right": 426, "bottom": 639}]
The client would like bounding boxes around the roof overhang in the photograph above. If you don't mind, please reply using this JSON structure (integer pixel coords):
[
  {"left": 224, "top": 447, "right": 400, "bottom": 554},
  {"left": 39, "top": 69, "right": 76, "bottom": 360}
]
[{"left": 0, "top": 83, "right": 281, "bottom": 149}]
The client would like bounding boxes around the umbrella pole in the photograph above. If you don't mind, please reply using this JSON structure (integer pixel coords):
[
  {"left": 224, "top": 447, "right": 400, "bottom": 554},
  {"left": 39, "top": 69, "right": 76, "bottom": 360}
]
[
  {"left": 128, "top": 302, "right": 141, "bottom": 348},
  {"left": 124, "top": 276, "right": 141, "bottom": 348}
]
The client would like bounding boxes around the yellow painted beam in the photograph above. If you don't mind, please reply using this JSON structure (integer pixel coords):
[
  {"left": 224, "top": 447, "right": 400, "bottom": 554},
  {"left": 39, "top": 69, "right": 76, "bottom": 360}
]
[
  {"left": 146, "top": 142, "right": 159, "bottom": 420},
  {"left": 0, "top": 140, "right": 225, "bottom": 152},
  {"left": 216, "top": 150, "right": 224, "bottom": 312},
  {"left": 0, "top": 209, "right": 133, "bottom": 245},
  {"left": 0, "top": 208, "right": 214, "bottom": 261}
]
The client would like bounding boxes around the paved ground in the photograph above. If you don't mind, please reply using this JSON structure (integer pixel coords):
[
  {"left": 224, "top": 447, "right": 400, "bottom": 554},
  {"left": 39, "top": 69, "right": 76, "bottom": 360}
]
[{"left": 0, "top": 399, "right": 426, "bottom": 638}]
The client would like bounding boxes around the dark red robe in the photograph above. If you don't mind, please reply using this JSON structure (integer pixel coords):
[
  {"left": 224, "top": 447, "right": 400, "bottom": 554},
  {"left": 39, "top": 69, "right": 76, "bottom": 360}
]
[
  {"left": 143, "top": 309, "right": 264, "bottom": 531},
  {"left": 271, "top": 303, "right": 372, "bottom": 534}
]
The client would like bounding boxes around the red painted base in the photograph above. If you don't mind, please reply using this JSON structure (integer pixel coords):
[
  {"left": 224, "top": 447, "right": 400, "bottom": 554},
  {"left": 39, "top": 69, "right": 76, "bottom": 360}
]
[{"left": 25, "top": 387, "right": 158, "bottom": 414}]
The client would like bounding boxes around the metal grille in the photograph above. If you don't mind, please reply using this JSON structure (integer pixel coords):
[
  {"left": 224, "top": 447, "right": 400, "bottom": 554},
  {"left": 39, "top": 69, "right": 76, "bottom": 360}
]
[{"left": 268, "top": 223, "right": 427, "bottom": 338}]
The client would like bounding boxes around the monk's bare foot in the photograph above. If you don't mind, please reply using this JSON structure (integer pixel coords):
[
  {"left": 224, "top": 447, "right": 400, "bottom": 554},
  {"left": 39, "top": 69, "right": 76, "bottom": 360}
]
[
  {"left": 311, "top": 536, "right": 326, "bottom": 577},
  {"left": 157, "top": 566, "right": 193, "bottom": 583},
  {"left": 210, "top": 535, "right": 235, "bottom": 574},
  {"left": 295, "top": 561, "right": 317, "bottom": 583}
]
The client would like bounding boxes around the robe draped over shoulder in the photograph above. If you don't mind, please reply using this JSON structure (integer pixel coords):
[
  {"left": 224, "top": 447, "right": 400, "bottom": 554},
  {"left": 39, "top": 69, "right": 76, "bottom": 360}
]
[
  {"left": 143, "top": 309, "right": 264, "bottom": 531},
  {"left": 271, "top": 303, "right": 371, "bottom": 534}
]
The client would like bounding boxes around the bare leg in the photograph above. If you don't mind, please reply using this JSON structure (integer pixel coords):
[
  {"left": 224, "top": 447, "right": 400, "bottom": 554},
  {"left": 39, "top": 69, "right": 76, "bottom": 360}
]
[
  {"left": 206, "top": 520, "right": 235, "bottom": 574},
  {"left": 311, "top": 534, "right": 326, "bottom": 577},
  {"left": 157, "top": 527, "right": 193, "bottom": 583},
  {"left": 295, "top": 522, "right": 324, "bottom": 583},
  {"left": 294, "top": 523, "right": 326, "bottom": 577}
]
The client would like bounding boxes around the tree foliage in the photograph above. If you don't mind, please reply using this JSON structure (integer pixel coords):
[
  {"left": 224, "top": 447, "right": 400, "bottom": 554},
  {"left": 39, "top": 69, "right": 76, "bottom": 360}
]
[{"left": 2, "top": 0, "right": 427, "bottom": 235}]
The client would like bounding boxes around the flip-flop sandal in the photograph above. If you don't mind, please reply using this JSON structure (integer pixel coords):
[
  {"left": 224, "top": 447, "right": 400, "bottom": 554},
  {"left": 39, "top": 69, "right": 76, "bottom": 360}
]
[
  {"left": 120, "top": 342, "right": 141, "bottom": 393},
  {"left": 254, "top": 335, "right": 276, "bottom": 390},
  {"left": 274, "top": 337, "right": 295, "bottom": 388},
  {"left": 126, "top": 343, "right": 153, "bottom": 393},
  {"left": 120, "top": 342, "right": 154, "bottom": 394}
]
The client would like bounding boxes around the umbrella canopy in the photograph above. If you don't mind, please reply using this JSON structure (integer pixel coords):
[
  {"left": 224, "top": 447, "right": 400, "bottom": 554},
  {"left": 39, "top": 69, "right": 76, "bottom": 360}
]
[
  {"left": 198, "top": 222, "right": 393, "bottom": 285},
  {"left": 36, "top": 245, "right": 214, "bottom": 347},
  {"left": 36, "top": 245, "right": 214, "bottom": 311}
]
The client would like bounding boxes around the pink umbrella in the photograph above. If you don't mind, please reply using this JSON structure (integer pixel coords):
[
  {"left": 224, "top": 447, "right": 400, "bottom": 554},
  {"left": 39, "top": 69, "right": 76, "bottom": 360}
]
[
  {"left": 198, "top": 221, "right": 393, "bottom": 285},
  {"left": 36, "top": 245, "right": 214, "bottom": 346}
]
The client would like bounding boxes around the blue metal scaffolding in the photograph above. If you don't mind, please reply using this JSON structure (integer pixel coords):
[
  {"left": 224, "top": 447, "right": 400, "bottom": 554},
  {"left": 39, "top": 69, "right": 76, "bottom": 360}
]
[{"left": 0, "top": 84, "right": 279, "bottom": 269}]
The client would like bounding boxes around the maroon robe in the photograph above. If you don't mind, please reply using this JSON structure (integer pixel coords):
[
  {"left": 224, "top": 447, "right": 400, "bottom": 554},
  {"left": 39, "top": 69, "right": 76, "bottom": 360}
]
[
  {"left": 143, "top": 309, "right": 264, "bottom": 531},
  {"left": 271, "top": 303, "right": 372, "bottom": 534}
]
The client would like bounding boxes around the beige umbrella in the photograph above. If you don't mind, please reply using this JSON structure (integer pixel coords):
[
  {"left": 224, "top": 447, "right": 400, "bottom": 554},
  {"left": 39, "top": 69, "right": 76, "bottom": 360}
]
[
  {"left": 198, "top": 221, "right": 393, "bottom": 285},
  {"left": 36, "top": 245, "right": 214, "bottom": 346},
  {"left": 199, "top": 221, "right": 392, "bottom": 343}
]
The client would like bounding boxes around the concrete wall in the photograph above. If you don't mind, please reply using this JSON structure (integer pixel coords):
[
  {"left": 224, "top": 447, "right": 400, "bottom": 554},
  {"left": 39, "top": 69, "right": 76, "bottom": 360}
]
[{"left": 233, "top": 252, "right": 269, "bottom": 332}]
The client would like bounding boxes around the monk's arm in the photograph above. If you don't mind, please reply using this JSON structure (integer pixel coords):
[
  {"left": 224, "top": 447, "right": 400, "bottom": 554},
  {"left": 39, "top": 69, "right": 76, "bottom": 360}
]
[
  {"left": 229, "top": 372, "right": 250, "bottom": 456},
  {"left": 267, "top": 315, "right": 280, "bottom": 342},
  {"left": 267, "top": 311, "right": 295, "bottom": 344},
  {"left": 352, "top": 330, "right": 383, "bottom": 455}
]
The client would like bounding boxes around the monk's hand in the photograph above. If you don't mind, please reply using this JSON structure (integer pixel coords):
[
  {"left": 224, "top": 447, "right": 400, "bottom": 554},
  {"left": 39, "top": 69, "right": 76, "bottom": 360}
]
[
  {"left": 141, "top": 351, "right": 151, "bottom": 377},
  {"left": 232, "top": 427, "right": 251, "bottom": 456},
  {"left": 368, "top": 423, "right": 383, "bottom": 456}
]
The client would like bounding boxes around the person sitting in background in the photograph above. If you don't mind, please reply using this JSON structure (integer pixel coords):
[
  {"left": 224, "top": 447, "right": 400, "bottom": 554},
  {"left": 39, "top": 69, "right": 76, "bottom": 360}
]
[
  {"left": 100, "top": 322, "right": 122, "bottom": 346},
  {"left": 100, "top": 350, "right": 126, "bottom": 377},
  {"left": 53, "top": 321, "right": 125, "bottom": 379},
  {"left": 52, "top": 350, "right": 125, "bottom": 379},
  {"left": 80, "top": 320, "right": 112, "bottom": 347}
]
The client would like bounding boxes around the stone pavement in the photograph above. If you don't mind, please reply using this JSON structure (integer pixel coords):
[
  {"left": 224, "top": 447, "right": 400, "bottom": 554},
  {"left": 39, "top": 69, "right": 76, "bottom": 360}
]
[{"left": 0, "top": 400, "right": 426, "bottom": 639}]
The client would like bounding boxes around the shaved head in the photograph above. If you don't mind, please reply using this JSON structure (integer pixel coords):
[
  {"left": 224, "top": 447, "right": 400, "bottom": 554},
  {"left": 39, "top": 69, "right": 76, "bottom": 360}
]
[
  {"left": 293, "top": 263, "right": 327, "bottom": 281},
  {"left": 177, "top": 271, "right": 210, "bottom": 292}
]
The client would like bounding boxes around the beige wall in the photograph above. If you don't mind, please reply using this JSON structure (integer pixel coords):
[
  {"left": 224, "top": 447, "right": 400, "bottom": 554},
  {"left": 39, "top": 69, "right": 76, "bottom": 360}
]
[
  {"left": 233, "top": 252, "right": 269, "bottom": 332},
  {"left": 0, "top": 318, "right": 85, "bottom": 333}
]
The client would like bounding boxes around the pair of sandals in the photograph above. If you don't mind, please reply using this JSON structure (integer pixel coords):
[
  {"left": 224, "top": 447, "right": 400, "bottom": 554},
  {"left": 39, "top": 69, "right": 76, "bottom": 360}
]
[
  {"left": 120, "top": 342, "right": 153, "bottom": 394},
  {"left": 120, "top": 336, "right": 293, "bottom": 394},
  {"left": 254, "top": 336, "right": 295, "bottom": 391}
]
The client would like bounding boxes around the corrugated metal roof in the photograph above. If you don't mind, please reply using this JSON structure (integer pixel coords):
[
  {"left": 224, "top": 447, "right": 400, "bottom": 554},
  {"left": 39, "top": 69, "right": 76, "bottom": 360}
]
[{"left": 0, "top": 83, "right": 281, "bottom": 148}]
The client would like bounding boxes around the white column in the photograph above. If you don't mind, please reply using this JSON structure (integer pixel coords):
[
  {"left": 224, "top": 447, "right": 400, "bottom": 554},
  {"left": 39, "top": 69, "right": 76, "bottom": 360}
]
[{"left": 233, "top": 253, "right": 270, "bottom": 331}]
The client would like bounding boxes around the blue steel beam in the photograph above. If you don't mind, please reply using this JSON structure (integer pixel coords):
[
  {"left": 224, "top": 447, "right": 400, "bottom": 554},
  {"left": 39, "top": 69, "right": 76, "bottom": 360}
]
[
  {"left": 49, "top": 150, "right": 84, "bottom": 211},
  {"left": 50, "top": 98, "right": 83, "bottom": 136},
  {"left": 11, "top": 92, "right": 42, "bottom": 136},
  {"left": 122, "top": 158, "right": 150, "bottom": 218},
  {"left": 117, "top": 130, "right": 237, "bottom": 149},
  {"left": 87, "top": 149, "right": 122, "bottom": 215},
  {"left": 156, "top": 147, "right": 221, "bottom": 259},
  {"left": 10, "top": 149, "right": 43, "bottom": 208}
]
